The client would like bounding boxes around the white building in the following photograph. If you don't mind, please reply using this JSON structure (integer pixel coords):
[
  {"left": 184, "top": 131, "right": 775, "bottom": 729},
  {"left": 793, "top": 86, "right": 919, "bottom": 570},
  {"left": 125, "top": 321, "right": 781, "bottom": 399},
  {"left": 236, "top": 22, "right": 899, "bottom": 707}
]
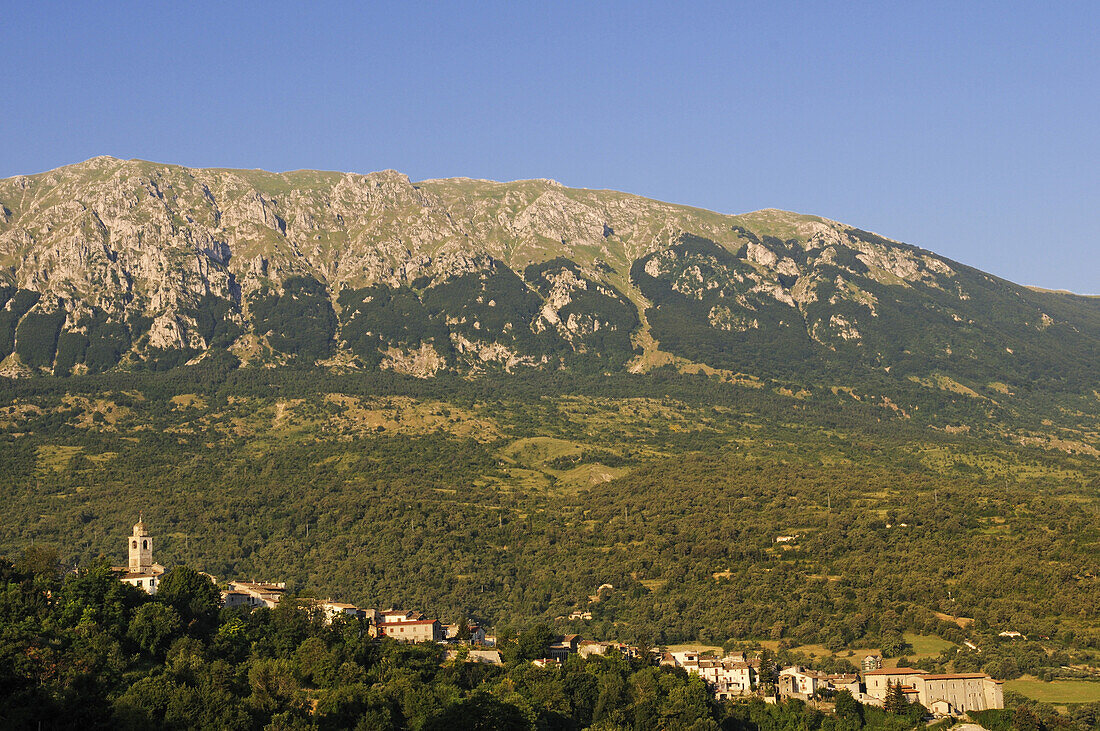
[
  {"left": 663, "top": 651, "right": 758, "bottom": 699},
  {"left": 912, "top": 673, "right": 1004, "bottom": 714},
  {"left": 862, "top": 667, "right": 1004, "bottom": 714},
  {"left": 779, "top": 666, "right": 833, "bottom": 697},
  {"left": 862, "top": 667, "right": 928, "bottom": 700}
]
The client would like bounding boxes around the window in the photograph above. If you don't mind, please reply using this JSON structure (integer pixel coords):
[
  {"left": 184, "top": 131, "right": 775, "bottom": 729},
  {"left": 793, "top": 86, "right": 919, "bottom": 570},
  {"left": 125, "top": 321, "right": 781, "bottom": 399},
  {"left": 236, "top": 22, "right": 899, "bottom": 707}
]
[
  {"left": 142, "top": 540, "right": 148, "bottom": 549},
  {"left": 132, "top": 541, "right": 137, "bottom": 548}
]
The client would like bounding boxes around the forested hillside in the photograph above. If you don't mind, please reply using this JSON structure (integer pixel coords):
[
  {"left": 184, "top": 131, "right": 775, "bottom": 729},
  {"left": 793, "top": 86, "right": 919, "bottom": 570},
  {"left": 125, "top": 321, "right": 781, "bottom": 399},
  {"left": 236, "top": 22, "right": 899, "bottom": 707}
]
[{"left": 2, "top": 368, "right": 1097, "bottom": 670}]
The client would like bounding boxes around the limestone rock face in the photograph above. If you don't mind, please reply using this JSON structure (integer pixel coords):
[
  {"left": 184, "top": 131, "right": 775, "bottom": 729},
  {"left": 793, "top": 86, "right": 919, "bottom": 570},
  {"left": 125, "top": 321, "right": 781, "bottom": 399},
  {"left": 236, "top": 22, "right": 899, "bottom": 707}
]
[{"left": 0, "top": 156, "right": 1092, "bottom": 390}]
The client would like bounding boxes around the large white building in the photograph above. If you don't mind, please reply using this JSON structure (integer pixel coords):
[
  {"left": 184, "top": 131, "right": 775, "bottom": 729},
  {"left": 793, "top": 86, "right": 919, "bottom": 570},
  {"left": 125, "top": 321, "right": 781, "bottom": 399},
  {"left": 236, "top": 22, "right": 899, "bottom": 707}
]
[
  {"left": 912, "top": 673, "right": 1004, "bottom": 714},
  {"left": 862, "top": 667, "right": 1003, "bottom": 714}
]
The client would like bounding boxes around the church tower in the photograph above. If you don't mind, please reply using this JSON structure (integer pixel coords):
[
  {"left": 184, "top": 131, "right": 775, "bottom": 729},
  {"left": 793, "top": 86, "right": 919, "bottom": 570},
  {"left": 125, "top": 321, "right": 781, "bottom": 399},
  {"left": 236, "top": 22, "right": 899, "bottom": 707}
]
[{"left": 129, "top": 514, "right": 153, "bottom": 572}]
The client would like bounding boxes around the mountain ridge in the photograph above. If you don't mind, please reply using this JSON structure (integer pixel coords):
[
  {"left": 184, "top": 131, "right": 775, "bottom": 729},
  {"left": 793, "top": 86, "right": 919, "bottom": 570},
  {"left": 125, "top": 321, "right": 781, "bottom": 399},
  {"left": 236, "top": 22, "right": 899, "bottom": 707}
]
[{"left": 1, "top": 157, "right": 1097, "bottom": 423}]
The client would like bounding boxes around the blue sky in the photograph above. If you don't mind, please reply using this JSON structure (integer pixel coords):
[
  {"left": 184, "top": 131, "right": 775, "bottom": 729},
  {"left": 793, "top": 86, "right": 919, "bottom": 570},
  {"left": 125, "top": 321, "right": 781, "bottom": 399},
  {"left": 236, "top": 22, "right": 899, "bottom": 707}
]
[{"left": 3, "top": 1, "right": 1097, "bottom": 292}]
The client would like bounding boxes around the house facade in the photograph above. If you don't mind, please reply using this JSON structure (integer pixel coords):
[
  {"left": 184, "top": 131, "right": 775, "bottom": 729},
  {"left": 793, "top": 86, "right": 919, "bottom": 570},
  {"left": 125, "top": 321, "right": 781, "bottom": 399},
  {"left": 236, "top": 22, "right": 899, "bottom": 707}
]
[
  {"left": 912, "top": 674, "right": 1004, "bottom": 713},
  {"left": 224, "top": 581, "right": 286, "bottom": 609},
  {"left": 377, "top": 619, "right": 442, "bottom": 643},
  {"left": 779, "top": 666, "right": 832, "bottom": 698},
  {"left": 862, "top": 667, "right": 928, "bottom": 700}
]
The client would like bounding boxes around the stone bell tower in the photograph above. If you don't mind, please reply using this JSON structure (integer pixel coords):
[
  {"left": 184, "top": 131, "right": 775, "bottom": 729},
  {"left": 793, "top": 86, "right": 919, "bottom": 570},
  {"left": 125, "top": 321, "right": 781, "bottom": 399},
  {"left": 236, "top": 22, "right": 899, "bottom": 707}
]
[{"left": 129, "top": 513, "right": 153, "bottom": 572}]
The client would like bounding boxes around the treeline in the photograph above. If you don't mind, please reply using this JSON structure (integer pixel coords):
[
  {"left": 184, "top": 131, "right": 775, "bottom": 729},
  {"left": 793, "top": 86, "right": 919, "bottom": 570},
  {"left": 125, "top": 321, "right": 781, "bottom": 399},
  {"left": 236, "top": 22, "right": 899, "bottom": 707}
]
[{"left": 4, "top": 358, "right": 1087, "bottom": 441}]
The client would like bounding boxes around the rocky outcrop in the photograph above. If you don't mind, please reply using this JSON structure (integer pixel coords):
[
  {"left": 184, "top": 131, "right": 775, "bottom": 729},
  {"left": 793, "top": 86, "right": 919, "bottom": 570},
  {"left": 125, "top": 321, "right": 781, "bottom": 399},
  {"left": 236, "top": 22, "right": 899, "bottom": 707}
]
[{"left": 0, "top": 156, "right": 1093, "bottom": 390}]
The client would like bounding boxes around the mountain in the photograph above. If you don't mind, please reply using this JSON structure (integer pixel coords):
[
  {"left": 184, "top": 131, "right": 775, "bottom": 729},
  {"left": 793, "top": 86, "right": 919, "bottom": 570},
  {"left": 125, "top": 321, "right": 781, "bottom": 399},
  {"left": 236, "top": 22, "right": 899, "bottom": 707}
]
[
  {"left": 3, "top": 158, "right": 1100, "bottom": 684},
  {"left": 1, "top": 156, "right": 1098, "bottom": 406}
]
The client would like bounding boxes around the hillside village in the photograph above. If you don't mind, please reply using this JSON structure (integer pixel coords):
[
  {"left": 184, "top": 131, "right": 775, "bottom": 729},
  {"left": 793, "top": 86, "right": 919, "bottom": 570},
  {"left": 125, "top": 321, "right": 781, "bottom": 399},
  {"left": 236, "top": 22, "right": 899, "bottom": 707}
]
[{"left": 114, "top": 517, "right": 1005, "bottom": 718}]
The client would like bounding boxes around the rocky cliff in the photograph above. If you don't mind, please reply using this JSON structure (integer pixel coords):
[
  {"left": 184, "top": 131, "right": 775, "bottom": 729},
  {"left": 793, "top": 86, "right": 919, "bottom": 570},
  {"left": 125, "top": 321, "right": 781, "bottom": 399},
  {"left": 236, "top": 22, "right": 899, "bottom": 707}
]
[{"left": 1, "top": 156, "right": 1097, "bottom": 394}]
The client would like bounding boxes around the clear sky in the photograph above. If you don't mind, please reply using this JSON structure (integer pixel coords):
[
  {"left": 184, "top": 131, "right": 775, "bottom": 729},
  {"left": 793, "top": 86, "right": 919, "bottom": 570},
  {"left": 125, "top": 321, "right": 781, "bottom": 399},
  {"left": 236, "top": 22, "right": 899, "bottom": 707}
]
[{"left": 3, "top": 1, "right": 1097, "bottom": 292}]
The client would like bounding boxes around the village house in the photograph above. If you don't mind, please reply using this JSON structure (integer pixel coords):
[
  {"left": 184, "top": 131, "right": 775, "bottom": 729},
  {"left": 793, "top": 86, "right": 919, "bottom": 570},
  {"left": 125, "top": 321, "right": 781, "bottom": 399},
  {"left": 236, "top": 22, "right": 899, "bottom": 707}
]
[
  {"left": 375, "top": 618, "right": 443, "bottom": 643},
  {"left": 861, "top": 654, "right": 883, "bottom": 672},
  {"left": 445, "top": 648, "right": 504, "bottom": 665},
  {"left": 662, "top": 650, "right": 701, "bottom": 668},
  {"left": 444, "top": 622, "right": 487, "bottom": 645},
  {"left": 827, "top": 674, "right": 862, "bottom": 696},
  {"left": 318, "top": 600, "right": 366, "bottom": 624},
  {"left": 701, "top": 658, "right": 758, "bottom": 699},
  {"left": 223, "top": 580, "right": 287, "bottom": 609},
  {"left": 779, "top": 666, "right": 833, "bottom": 698},
  {"left": 113, "top": 516, "right": 166, "bottom": 594},
  {"left": 578, "top": 640, "right": 643, "bottom": 660},
  {"left": 379, "top": 609, "right": 424, "bottom": 623},
  {"left": 548, "top": 634, "right": 582, "bottom": 661},
  {"left": 662, "top": 651, "right": 759, "bottom": 699},
  {"left": 531, "top": 658, "right": 562, "bottom": 669}
]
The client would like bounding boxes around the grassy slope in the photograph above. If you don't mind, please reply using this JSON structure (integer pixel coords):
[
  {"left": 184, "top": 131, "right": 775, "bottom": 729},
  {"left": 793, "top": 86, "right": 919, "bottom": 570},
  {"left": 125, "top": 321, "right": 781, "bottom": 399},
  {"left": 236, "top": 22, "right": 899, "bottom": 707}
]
[{"left": 1006, "top": 679, "right": 1100, "bottom": 704}]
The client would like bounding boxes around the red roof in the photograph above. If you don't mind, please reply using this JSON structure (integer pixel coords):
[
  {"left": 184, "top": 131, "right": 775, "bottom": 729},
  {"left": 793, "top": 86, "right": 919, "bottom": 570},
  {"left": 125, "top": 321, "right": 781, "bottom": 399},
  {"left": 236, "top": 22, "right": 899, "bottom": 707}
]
[
  {"left": 864, "top": 667, "right": 926, "bottom": 676},
  {"left": 920, "top": 673, "right": 992, "bottom": 680},
  {"left": 380, "top": 619, "right": 437, "bottom": 626}
]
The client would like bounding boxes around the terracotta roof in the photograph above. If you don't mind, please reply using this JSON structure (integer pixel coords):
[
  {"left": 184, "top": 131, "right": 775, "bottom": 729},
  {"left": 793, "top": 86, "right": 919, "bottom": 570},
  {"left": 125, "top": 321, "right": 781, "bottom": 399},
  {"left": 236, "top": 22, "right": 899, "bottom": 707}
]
[
  {"left": 919, "top": 673, "right": 993, "bottom": 680},
  {"left": 380, "top": 619, "right": 437, "bottom": 626},
  {"left": 863, "top": 667, "right": 926, "bottom": 675}
]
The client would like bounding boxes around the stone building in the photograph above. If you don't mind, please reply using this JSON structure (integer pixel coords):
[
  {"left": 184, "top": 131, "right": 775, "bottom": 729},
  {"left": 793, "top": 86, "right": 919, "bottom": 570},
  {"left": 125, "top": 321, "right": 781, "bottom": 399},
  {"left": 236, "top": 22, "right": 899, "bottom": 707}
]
[
  {"left": 912, "top": 673, "right": 1004, "bottom": 714},
  {"left": 223, "top": 581, "right": 286, "bottom": 609},
  {"left": 113, "top": 516, "right": 166, "bottom": 594},
  {"left": 779, "top": 666, "right": 832, "bottom": 698},
  {"left": 376, "top": 618, "right": 443, "bottom": 643},
  {"left": 862, "top": 667, "right": 1003, "bottom": 713},
  {"left": 862, "top": 667, "right": 928, "bottom": 700}
]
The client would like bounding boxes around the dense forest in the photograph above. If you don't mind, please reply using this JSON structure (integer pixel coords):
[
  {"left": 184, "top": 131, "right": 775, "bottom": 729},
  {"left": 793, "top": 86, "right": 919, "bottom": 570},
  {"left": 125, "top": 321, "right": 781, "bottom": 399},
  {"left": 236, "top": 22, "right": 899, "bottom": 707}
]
[{"left": 1, "top": 365, "right": 1098, "bottom": 666}]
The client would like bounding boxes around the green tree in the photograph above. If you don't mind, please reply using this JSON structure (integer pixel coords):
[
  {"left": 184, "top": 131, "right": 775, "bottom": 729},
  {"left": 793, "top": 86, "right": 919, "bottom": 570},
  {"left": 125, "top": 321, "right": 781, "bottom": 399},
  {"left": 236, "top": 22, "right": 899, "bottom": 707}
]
[
  {"left": 424, "top": 691, "right": 531, "bottom": 730},
  {"left": 58, "top": 557, "right": 145, "bottom": 637},
  {"left": 834, "top": 689, "right": 864, "bottom": 726},
  {"left": 883, "top": 681, "right": 909, "bottom": 715},
  {"left": 880, "top": 633, "right": 913, "bottom": 658},
  {"left": 1013, "top": 706, "right": 1045, "bottom": 731},
  {"left": 515, "top": 624, "right": 554, "bottom": 662},
  {"left": 156, "top": 566, "right": 220, "bottom": 634},
  {"left": 128, "top": 602, "right": 182, "bottom": 656}
]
